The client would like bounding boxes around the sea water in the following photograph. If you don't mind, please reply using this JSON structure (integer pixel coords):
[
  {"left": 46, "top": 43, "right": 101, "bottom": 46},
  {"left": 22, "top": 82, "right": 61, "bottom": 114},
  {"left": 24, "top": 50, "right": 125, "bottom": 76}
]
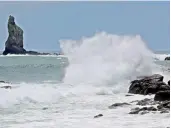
[{"left": 0, "top": 32, "right": 170, "bottom": 128}]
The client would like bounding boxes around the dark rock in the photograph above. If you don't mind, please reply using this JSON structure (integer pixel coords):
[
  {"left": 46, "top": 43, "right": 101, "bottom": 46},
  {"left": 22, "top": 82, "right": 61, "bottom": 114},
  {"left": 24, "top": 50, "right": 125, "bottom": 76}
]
[
  {"left": 168, "top": 80, "right": 170, "bottom": 86},
  {"left": 129, "top": 107, "right": 140, "bottom": 114},
  {"left": 2, "top": 15, "right": 59, "bottom": 56},
  {"left": 165, "top": 57, "right": 170, "bottom": 61},
  {"left": 26, "top": 51, "right": 52, "bottom": 55},
  {"left": 0, "top": 81, "right": 10, "bottom": 84},
  {"left": 154, "top": 91, "right": 170, "bottom": 101},
  {"left": 130, "top": 100, "right": 139, "bottom": 103},
  {"left": 108, "top": 102, "right": 130, "bottom": 109},
  {"left": 0, "top": 86, "right": 12, "bottom": 89},
  {"left": 42, "top": 107, "right": 48, "bottom": 110},
  {"left": 139, "top": 110, "right": 149, "bottom": 115},
  {"left": 136, "top": 98, "right": 152, "bottom": 106},
  {"left": 139, "top": 98, "right": 160, "bottom": 106},
  {"left": 3, "top": 15, "right": 26, "bottom": 55},
  {"left": 125, "top": 94, "right": 134, "bottom": 97},
  {"left": 94, "top": 114, "right": 103, "bottom": 118},
  {"left": 160, "top": 109, "right": 169, "bottom": 113},
  {"left": 128, "top": 74, "right": 169, "bottom": 95},
  {"left": 0, "top": 81, "right": 6, "bottom": 83},
  {"left": 129, "top": 106, "right": 157, "bottom": 114},
  {"left": 157, "top": 101, "right": 170, "bottom": 110},
  {"left": 131, "top": 98, "right": 160, "bottom": 106}
]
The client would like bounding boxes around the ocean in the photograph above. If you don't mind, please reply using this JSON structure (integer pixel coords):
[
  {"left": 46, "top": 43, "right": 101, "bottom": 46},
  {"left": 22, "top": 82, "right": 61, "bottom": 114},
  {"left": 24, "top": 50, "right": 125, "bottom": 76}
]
[{"left": 0, "top": 32, "right": 170, "bottom": 128}]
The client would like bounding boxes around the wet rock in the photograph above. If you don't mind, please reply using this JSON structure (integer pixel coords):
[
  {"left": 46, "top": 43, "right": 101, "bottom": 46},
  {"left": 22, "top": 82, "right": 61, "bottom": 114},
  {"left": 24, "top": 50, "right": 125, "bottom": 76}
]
[
  {"left": 125, "top": 94, "right": 134, "bottom": 97},
  {"left": 165, "top": 57, "right": 170, "bottom": 61},
  {"left": 129, "top": 107, "right": 140, "bottom": 114},
  {"left": 94, "top": 114, "right": 103, "bottom": 118},
  {"left": 139, "top": 110, "right": 149, "bottom": 115},
  {"left": 0, "top": 86, "right": 12, "bottom": 89},
  {"left": 160, "top": 109, "right": 169, "bottom": 113},
  {"left": 42, "top": 107, "right": 48, "bottom": 110},
  {"left": 131, "top": 98, "right": 160, "bottom": 106},
  {"left": 136, "top": 98, "right": 153, "bottom": 106},
  {"left": 129, "top": 106, "right": 157, "bottom": 114},
  {"left": 168, "top": 80, "right": 170, "bottom": 86},
  {"left": 108, "top": 102, "right": 130, "bottom": 109},
  {"left": 128, "top": 74, "right": 169, "bottom": 95},
  {"left": 157, "top": 101, "right": 170, "bottom": 110},
  {"left": 154, "top": 91, "right": 170, "bottom": 101},
  {"left": 26, "top": 51, "right": 54, "bottom": 55},
  {"left": 0, "top": 81, "right": 6, "bottom": 83}
]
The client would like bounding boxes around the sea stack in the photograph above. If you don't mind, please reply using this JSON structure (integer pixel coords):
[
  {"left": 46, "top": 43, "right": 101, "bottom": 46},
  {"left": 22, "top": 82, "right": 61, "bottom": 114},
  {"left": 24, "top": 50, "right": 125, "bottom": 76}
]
[{"left": 3, "top": 15, "right": 26, "bottom": 55}]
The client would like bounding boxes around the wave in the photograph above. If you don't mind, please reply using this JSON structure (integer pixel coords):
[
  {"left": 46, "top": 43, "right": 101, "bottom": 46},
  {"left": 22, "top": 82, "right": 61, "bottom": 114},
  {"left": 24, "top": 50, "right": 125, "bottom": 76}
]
[
  {"left": 152, "top": 53, "right": 170, "bottom": 61},
  {"left": 60, "top": 32, "right": 154, "bottom": 90},
  {"left": 0, "top": 32, "right": 169, "bottom": 107}
]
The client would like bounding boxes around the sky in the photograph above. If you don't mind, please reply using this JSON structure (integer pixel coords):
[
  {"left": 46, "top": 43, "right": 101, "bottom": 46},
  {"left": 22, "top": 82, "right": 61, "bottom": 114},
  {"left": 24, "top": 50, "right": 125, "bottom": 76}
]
[{"left": 0, "top": 1, "right": 170, "bottom": 52}]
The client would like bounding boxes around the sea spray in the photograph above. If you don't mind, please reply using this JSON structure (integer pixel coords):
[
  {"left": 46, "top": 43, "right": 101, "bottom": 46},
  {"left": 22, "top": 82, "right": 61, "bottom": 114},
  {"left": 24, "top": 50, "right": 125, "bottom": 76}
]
[{"left": 60, "top": 32, "right": 153, "bottom": 90}]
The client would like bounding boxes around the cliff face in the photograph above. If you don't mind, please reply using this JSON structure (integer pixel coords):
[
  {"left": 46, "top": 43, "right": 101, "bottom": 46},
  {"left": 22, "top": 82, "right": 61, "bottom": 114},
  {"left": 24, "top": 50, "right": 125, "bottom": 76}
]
[{"left": 3, "top": 15, "right": 26, "bottom": 55}]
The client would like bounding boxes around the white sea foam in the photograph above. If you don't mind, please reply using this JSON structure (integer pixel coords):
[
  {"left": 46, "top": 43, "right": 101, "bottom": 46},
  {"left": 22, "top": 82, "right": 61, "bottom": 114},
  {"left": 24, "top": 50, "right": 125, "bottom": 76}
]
[
  {"left": 60, "top": 32, "right": 154, "bottom": 91},
  {"left": 152, "top": 53, "right": 170, "bottom": 61}
]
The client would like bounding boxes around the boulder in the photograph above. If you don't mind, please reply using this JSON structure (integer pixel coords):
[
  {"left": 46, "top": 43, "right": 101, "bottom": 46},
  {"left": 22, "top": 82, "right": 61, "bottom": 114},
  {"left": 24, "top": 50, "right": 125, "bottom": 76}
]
[
  {"left": 128, "top": 74, "right": 169, "bottom": 95},
  {"left": 154, "top": 91, "right": 170, "bottom": 101},
  {"left": 94, "top": 114, "right": 103, "bottom": 118},
  {"left": 165, "top": 57, "right": 170, "bottom": 61},
  {"left": 108, "top": 102, "right": 130, "bottom": 109}
]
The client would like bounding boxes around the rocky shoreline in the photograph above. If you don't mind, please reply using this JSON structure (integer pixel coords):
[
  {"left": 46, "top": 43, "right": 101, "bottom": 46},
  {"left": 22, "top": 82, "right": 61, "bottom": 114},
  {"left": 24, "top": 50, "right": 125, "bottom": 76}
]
[
  {"left": 1, "top": 74, "right": 170, "bottom": 117},
  {"left": 0, "top": 74, "right": 170, "bottom": 127},
  {"left": 94, "top": 74, "right": 170, "bottom": 120}
]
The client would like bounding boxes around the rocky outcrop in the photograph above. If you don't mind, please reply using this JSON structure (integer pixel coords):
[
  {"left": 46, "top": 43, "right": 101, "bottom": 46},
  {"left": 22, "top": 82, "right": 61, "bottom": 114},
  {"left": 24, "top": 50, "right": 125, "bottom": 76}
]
[
  {"left": 3, "top": 15, "right": 26, "bottom": 55},
  {"left": 127, "top": 74, "right": 170, "bottom": 115},
  {"left": 0, "top": 86, "right": 12, "bottom": 89},
  {"left": 128, "top": 74, "right": 170, "bottom": 95},
  {"left": 94, "top": 114, "right": 103, "bottom": 118},
  {"left": 108, "top": 102, "right": 130, "bottom": 109},
  {"left": 3, "top": 15, "right": 59, "bottom": 55},
  {"left": 129, "top": 106, "right": 157, "bottom": 115},
  {"left": 165, "top": 57, "right": 170, "bottom": 61},
  {"left": 128, "top": 99, "right": 170, "bottom": 115},
  {"left": 135, "top": 98, "right": 159, "bottom": 106},
  {"left": 157, "top": 101, "right": 170, "bottom": 113}
]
